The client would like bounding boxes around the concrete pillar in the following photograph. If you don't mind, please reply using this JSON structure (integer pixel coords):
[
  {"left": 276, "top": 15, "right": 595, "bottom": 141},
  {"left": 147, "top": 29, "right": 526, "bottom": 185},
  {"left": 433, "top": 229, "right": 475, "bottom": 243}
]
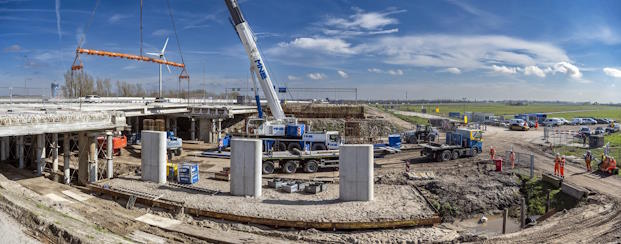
[
  {"left": 172, "top": 118, "right": 178, "bottom": 136},
  {"left": 199, "top": 118, "right": 210, "bottom": 142},
  {"left": 230, "top": 138, "right": 262, "bottom": 197},
  {"left": 134, "top": 117, "right": 140, "bottom": 134},
  {"left": 141, "top": 131, "right": 167, "bottom": 184},
  {"left": 190, "top": 117, "right": 196, "bottom": 141},
  {"left": 106, "top": 133, "right": 113, "bottom": 179},
  {"left": 165, "top": 117, "right": 170, "bottom": 131},
  {"left": 63, "top": 133, "right": 70, "bottom": 184},
  {"left": 78, "top": 132, "right": 89, "bottom": 185},
  {"left": 217, "top": 119, "right": 222, "bottom": 143},
  {"left": 1, "top": 137, "right": 8, "bottom": 161},
  {"left": 36, "top": 134, "right": 45, "bottom": 176},
  {"left": 88, "top": 135, "right": 97, "bottom": 183},
  {"left": 16, "top": 136, "right": 24, "bottom": 169},
  {"left": 339, "top": 144, "right": 374, "bottom": 201},
  {"left": 211, "top": 119, "right": 217, "bottom": 143},
  {"left": 52, "top": 133, "right": 58, "bottom": 172}
]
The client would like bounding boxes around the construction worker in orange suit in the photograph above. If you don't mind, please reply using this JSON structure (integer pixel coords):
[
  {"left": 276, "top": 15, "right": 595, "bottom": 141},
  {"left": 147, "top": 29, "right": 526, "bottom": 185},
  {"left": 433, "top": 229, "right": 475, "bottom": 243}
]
[
  {"left": 535, "top": 120, "right": 539, "bottom": 130},
  {"left": 560, "top": 155, "right": 566, "bottom": 178},
  {"left": 489, "top": 146, "right": 496, "bottom": 160},
  {"left": 510, "top": 150, "right": 516, "bottom": 169},
  {"left": 584, "top": 150, "right": 593, "bottom": 172},
  {"left": 554, "top": 153, "right": 561, "bottom": 176}
]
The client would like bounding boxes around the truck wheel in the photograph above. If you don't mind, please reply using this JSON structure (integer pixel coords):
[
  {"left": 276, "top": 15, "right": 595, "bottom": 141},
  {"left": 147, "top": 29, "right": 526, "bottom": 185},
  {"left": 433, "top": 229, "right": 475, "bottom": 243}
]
[
  {"left": 275, "top": 142, "right": 287, "bottom": 151},
  {"left": 312, "top": 143, "right": 327, "bottom": 151},
  {"left": 175, "top": 148, "right": 182, "bottom": 156},
  {"left": 408, "top": 137, "right": 417, "bottom": 144},
  {"left": 440, "top": 150, "right": 452, "bottom": 162},
  {"left": 304, "top": 160, "right": 319, "bottom": 173},
  {"left": 288, "top": 143, "right": 301, "bottom": 151},
  {"left": 262, "top": 161, "right": 275, "bottom": 174},
  {"left": 282, "top": 161, "right": 298, "bottom": 174},
  {"left": 452, "top": 150, "right": 459, "bottom": 160},
  {"left": 428, "top": 135, "right": 436, "bottom": 142}
]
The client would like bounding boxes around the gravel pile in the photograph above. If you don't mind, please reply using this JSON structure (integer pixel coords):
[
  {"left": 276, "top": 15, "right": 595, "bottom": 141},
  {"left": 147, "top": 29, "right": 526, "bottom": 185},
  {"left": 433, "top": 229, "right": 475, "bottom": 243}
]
[{"left": 102, "top": 175, "right": 436, "bottom": 223}]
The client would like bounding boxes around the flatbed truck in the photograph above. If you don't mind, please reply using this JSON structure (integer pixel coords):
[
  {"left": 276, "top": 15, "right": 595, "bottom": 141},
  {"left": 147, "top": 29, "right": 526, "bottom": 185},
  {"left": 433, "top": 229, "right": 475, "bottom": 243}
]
[
  {"left": 421, "top": 128, "right": 483, "bottom": 162},
  {"left": 262, "top": 150, "right": 340, "bottom": 174}
]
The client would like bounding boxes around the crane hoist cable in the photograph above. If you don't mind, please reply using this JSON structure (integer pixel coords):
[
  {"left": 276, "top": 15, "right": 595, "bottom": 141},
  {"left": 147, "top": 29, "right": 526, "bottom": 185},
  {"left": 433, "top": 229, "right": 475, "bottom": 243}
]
[
  {"left": 166, "top": 0, "right": 189, "bottom": 81},
  {"left": 71, "top": 0, "right": 100, "bottom": 71}
]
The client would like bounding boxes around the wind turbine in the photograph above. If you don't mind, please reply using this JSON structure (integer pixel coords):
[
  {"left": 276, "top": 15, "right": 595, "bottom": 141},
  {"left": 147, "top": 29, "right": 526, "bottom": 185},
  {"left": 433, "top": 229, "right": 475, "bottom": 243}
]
[{"left": 146, "top": 37, "right": 172, "bottom": 99}]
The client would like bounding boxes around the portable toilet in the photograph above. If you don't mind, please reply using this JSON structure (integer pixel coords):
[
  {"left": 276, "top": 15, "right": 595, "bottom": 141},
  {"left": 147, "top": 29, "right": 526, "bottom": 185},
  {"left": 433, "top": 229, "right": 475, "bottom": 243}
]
[{"left": 388, "top": 134, "right": 402, "bottom": 149}]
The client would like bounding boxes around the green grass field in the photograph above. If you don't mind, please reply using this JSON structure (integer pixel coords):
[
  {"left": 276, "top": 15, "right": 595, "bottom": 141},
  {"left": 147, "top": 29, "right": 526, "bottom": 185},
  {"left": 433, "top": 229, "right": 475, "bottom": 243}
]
[{"left": 396, "top": 103, "right": 621, "bottom": 121}]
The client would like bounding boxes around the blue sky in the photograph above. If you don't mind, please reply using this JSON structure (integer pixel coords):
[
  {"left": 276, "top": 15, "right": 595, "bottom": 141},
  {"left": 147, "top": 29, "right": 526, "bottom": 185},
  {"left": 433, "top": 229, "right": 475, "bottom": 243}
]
[{"left": 2, "top": 0, "right": 621, "bottom": 101}]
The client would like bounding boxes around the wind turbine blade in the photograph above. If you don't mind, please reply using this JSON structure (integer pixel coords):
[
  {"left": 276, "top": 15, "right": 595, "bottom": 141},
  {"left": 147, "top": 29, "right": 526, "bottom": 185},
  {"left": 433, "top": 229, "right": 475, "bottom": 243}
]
[
  {"left": 163, "top": 56, "right": 172, "bottom": 73},
  {"left": 145, "top": 52, "right": 160, "bottom": 56},
  {"left": 161, "top": 37, "right": 169, "bottom": 54}
]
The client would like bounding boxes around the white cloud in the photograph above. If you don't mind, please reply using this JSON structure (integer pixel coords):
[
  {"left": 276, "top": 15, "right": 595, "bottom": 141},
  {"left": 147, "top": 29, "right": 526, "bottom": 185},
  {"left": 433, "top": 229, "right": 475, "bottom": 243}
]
[
  {"left": 387, "top": 69, "right": 404, "bottom": 76},
  {"left": 569, "top": 25, "right": 621, "bottom": 45},
  {"left": 603, "top": 67, "right": 621, "bottom": 78},
  {"left": 287, "top": 75, "right": 300, "bottom": 81},
  {"left": 152, "top": 29, "right": 171, "bottom": 37},
  {"left": 307, "top": 73, "right": 326, "bottom": 80},
  {"left": 369, "top": 35, "right": 569, "bottom": 69},
  {"left": 524, "top": 66, "right": 546, "bottom": 78},
  {"left": 3, "top": 44, "right": 21, "bottom": 52},
  {"left": 55, "top": 0, "right": 61, "bottom": 40},
  {"left": 337, "top": 70, "right": 349, "bottom": 78},
  {"left": 277, "top": 37, "right": 357, "bottom": 55},
  {"left": 322, "top": 8, "right": 405, "bottom": 37},
  {"left": 491, "top": 65, "right": 517, "bottom": 74},
  {"left": 368, "top": 68, "right": 382, "bottom": 73},
  {"left": 553, "top": 62, "right": 582, "bottom": 79},
  {"left": 443, "top": 67, "right": 461, "bottom": 74},
  {"left": 108, "top": 14, "right": 129, "bottom": 24}
]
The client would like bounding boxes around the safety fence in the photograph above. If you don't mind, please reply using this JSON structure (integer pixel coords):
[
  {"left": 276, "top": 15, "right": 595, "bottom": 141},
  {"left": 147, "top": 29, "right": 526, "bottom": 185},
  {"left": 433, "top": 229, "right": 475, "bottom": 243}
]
[
  {"left": 543, "top": 127, "right": 585, "bottom": 147},
  {"left": 503, "top": 150, "right": 535, "bottom": 178}
]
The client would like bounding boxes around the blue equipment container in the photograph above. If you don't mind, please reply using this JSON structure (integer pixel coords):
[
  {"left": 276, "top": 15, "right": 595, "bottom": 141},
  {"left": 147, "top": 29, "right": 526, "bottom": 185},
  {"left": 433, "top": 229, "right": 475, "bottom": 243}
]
[
  {"left": 285, "top": 124, "right": 305, "bottom": 137},
  {"left": 388, "top": 134, "right": 402, "bottom": 149},
  {"left": 178, "top": 163, "right": 199, "bottom": 184}
]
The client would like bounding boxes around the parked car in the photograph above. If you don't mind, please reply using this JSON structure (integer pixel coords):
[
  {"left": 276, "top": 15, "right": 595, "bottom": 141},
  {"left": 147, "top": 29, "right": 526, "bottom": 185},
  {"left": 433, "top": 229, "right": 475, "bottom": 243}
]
[
  {"left": 84, "top": 95, "right": 102, "bottom": 103},
  {"left": 558, "top": 118, "right": 570, "bottom": 125},
  {"left": 583, "top": 118, "right": 598, "bottom": 125},
  {"left": 593, "top": 127, "right": 606, "bottom": 135},
  {"left": 509, "top": 119, "right": 529, "bottom": 131},
  {"left": 606, "top": 124, "right": 620, "bottom": 133},
  {"left": 594, "top": 118, "right": 609, "bottom": 124},
  {"left": 571, "top": 118, "right": 584, "bottom": 125},
  {"left": 578, "top": 126, "right": 591, "bottom": 136},
  {"left": 542, "top": 118, "right": 563, "bottom": 126}
]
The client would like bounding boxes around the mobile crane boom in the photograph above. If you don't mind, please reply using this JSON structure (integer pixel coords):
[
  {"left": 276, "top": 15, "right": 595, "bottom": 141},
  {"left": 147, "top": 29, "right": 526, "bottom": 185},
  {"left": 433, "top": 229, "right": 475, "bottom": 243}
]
[{"left": 225, "top": 0, "right": 286, "bottom": 120}]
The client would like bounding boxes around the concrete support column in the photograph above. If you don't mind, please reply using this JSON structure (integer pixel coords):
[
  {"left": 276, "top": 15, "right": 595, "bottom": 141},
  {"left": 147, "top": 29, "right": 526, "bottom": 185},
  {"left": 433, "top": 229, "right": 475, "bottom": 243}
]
[
  {"left": 16, "top": 136, "right": 24, "bottom": 169},
  {"left": 339, "top": 144, "right": 374, "bottom": 201},
  {"left": 165, "top": 117, "right": 170, "bottom": 131},
  {"left": 172, "top": 118, "right": 178, "bottom": 136},
  {"left": 230, "top": 138, "right": 262, "bottom": 197},
  {"left": 141, "top": 131, "right": 167, "bottom": 184},
  {"left": 36, "top": 134, "right": 45, "bottom": 176},
  {"left": 63, "top": 133, "right": 70, "bottom": 184},
  {"left": 78, "top": 132, "right": 89, "bottom": 185},
  {"left": 199, "top": 118, "right": 210, "bottom": 142},
  {"left": 211, "top": 119, "right": 217, "bottom": 144},
  {"left": 88, "top": 135, "right": 98, "bottom": 183},
  {"left": 52, "top": 133, "right": 59, "bottom": 172},
  {"left": 217, "top": 119, "right": 222, "bottom": 141},
  {"left": 134, "top": 117, "right": 140, "bottom": 134},
  {"left": 190, "top": 117, "right": 196, "bottom": 141},
  {"left": 106, "top": 133, "right": 113, "bottom": 179},
  {"left": 1, "top": 137, "right": 8, "bottom": 161}
]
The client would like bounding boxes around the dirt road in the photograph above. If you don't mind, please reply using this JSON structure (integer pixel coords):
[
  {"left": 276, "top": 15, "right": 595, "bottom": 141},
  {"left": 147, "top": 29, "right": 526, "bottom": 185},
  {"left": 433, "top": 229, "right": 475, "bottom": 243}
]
[{"left": 482, "top": 126, "right": 621, "bottom": 242}]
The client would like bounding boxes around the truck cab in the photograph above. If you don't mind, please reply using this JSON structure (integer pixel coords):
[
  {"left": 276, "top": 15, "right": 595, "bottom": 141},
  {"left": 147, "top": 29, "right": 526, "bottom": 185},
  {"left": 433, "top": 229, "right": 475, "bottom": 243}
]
[{"left": 302, "top": 131, "right": 341, "bottom": 150}]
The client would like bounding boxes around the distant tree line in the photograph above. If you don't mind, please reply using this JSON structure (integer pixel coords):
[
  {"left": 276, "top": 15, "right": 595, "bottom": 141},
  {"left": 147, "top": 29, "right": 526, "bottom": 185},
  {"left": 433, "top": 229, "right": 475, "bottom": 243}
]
[{"left": 62, "top": 70, "right": 238, "bottom": 98}]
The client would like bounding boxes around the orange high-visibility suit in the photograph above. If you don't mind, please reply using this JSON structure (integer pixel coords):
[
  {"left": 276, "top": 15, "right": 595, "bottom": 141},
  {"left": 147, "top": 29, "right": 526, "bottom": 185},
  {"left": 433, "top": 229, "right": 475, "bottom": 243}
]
[
  {"left": 554, "top": 156, "right": 561, "bottom": 176},
  {"left": 584, "top": 153, "right": 592, "bottom": 172},
  {"left": 490, "top": 147, "right": 496, "bottom": 160},
  {"left": 560, "top": 157, "right": 566, "bottom": 178}
]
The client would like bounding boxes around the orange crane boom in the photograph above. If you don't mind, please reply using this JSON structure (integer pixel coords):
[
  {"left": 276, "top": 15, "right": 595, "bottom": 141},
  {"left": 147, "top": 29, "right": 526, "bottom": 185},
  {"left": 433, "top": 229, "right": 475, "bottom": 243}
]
[{"left": 76, "top": 48, "right": 185, "bottom": 68}]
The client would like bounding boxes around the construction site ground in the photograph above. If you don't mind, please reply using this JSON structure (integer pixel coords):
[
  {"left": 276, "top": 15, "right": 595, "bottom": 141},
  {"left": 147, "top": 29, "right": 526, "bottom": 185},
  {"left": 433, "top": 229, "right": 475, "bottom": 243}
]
[{"left": 1, "top": 110, "right": 621, "bottom": 242}]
